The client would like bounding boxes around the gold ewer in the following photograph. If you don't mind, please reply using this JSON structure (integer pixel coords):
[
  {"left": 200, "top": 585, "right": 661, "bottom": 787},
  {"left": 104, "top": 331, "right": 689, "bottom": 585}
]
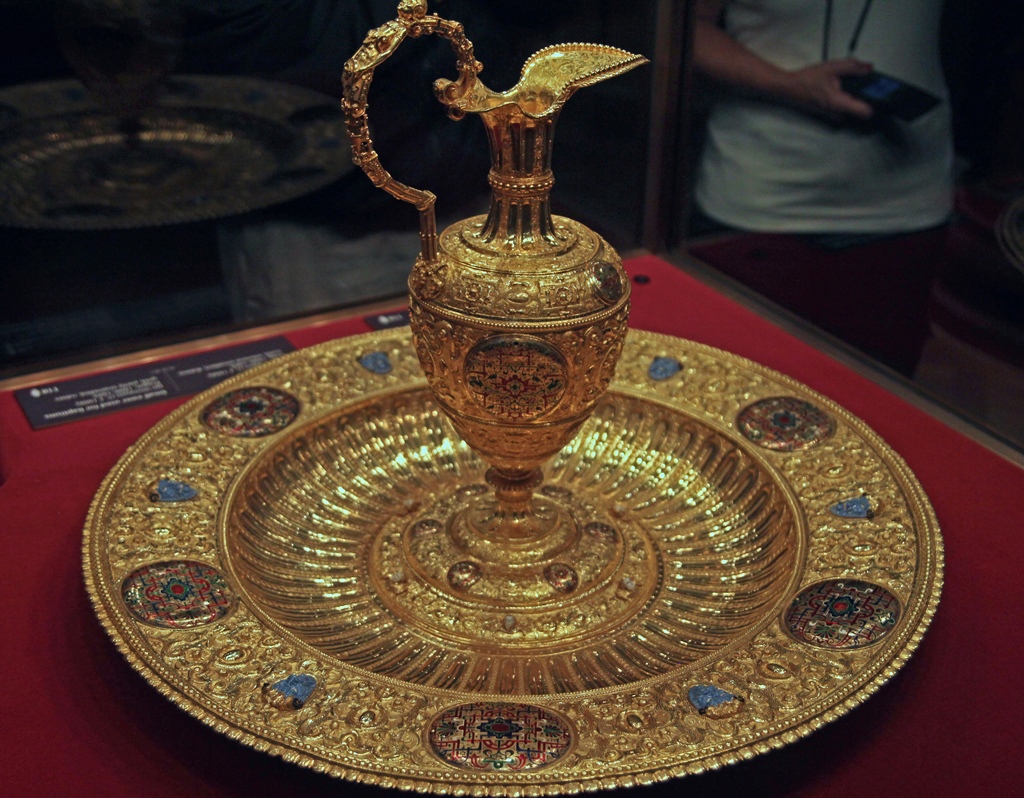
[
  {"left": 79, "top": 4, "right": 941, "bottom": 773},
  {"left": 343, "top": 1, "right": 646, "bottom": 603}
]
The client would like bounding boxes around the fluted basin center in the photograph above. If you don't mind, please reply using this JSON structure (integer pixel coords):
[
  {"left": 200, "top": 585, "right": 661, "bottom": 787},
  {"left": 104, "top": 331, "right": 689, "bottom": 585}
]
[{"left": 226, "top": 389, "right": 802, "bottom": 695}]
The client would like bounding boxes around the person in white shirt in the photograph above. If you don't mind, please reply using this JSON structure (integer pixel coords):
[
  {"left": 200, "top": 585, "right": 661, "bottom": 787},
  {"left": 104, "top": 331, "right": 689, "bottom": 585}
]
[{"left": 692, "top": 0, "right": 953, "bottom": 233}]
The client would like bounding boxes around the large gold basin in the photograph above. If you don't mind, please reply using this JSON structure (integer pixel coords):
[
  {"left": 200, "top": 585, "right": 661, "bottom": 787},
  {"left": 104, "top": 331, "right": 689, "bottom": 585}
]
[{"left": 84, "top": 328, "right": 942, "bottom": 792}]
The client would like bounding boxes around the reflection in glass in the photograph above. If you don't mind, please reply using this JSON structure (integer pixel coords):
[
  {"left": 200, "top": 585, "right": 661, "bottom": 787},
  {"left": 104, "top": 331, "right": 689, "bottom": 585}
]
[{"left": 55, "top": 0, "right": 184, "bottom": 182}]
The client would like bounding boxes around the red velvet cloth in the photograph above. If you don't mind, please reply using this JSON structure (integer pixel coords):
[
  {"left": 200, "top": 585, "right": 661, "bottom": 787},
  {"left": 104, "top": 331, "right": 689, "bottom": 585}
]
[
  {"left": 688, "top": 229, "right": 947, "bottom": 375},
  {"left": 2, "top": 255, "right": 1021, "bottom": 797}
]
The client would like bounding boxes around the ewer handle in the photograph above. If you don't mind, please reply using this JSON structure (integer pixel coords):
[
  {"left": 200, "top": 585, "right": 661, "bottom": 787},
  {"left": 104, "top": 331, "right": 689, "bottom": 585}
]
[{"left": 342, "top": 0, "right": 482, "bottom": 262}]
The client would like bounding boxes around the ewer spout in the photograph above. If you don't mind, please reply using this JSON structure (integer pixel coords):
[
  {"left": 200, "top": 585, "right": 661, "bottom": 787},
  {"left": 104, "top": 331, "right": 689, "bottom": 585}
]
[{"left": 436, "top": 43, "right": 647, "bottom": 120}]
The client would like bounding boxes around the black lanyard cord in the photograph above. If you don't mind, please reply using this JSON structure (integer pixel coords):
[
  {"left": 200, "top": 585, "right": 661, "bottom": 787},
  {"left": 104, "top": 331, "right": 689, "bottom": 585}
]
[{"left": 823, "top": 0, "right": 874, "bottom": 61}]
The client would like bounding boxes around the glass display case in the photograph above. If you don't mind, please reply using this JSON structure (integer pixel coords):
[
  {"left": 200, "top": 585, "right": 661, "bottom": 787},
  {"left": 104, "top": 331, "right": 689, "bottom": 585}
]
[
  {"left": 2, "top": 0, "right": 1022, "bottom": 454},
  {"left": 0, "top": 4, "right": 1022, "bottom": 793},
  {"left": 0, "top": 0, "right": 656, "bottom": 372}
]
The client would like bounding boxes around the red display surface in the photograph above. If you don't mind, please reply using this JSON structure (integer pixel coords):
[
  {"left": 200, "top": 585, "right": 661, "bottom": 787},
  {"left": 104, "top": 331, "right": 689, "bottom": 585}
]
[{"left": 1, "top": 255, "right": 1019, "bottom": 797}]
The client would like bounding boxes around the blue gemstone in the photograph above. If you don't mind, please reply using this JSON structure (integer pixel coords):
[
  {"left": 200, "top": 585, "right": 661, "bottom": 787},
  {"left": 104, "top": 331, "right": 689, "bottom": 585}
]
[
  {"left": 648, "top": 357, "right": 682, "bottom": 381},
  {"left": 358, "top": 351, "right": 393, "bottom": 375},
  {"left": 830, "top": 496, "right": 874, "bottom": 518},
  {"left": 152, "top": 479, "right": 198, "bottom": 502},
  {"left": 688, "top": 684, "right": 737, "bottom": 712},
  {"left": 269, "top": 674, "right": 316, "bottom": 707}
]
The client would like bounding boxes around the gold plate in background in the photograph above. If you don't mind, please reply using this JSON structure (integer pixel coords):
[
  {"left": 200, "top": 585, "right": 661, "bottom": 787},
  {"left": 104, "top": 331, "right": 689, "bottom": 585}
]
[
  {"left": 0, "top": 76, "right": 352, "bottom": 229},
  {"left": 83, "top": 329, "right": 942, "bottom": 793}
]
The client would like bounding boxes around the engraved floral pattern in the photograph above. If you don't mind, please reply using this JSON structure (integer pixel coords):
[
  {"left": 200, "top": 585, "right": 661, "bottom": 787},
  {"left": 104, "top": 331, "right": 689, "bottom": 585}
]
[{"left": 84, "top": 328, "right": 941, "bottom": 792}]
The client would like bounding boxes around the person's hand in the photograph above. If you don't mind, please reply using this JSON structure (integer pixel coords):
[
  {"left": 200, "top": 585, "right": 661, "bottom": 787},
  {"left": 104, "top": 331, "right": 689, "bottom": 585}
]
[{"left": 784, "top": 59, "right": 875, "bottom": 119}]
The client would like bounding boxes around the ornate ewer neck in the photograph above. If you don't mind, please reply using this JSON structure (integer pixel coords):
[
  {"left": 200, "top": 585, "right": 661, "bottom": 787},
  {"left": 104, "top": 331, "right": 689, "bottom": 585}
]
[
  {"left": 475, "top": 102, "right": 561, "bottom": 251},
  {"left": 437, "top": 44, "right": 646, "bottom": 253}
]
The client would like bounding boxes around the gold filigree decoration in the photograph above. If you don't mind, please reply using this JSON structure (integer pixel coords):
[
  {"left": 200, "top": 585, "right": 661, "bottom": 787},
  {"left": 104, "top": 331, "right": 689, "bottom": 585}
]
[{"left": 84, "top": 328, "right": 943, "bottom": 793}]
